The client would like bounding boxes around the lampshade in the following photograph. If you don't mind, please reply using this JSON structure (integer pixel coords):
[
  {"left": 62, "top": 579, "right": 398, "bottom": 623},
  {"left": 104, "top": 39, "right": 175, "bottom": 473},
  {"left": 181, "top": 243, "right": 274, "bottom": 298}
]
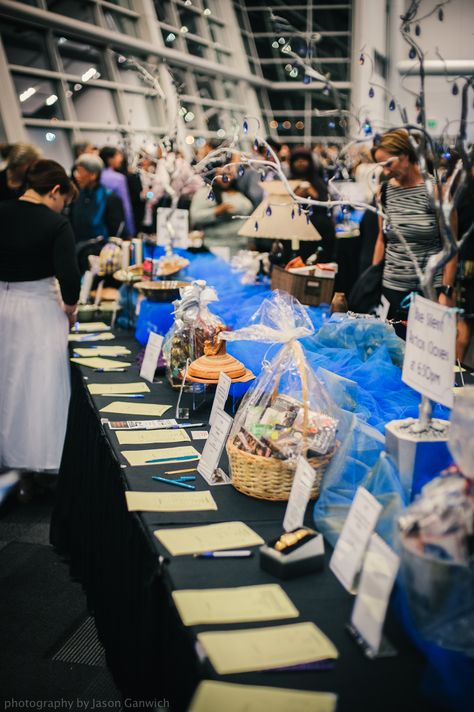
[{"left": 238, "top": 181, "right": 321, "bottom": 249}]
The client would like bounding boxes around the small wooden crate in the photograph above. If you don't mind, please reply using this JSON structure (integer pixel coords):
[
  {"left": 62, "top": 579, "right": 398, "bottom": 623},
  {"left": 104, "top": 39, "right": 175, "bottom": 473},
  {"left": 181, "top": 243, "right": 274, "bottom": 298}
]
[{"left": 271, "top": 266, "right": 335, "bottom": 306}]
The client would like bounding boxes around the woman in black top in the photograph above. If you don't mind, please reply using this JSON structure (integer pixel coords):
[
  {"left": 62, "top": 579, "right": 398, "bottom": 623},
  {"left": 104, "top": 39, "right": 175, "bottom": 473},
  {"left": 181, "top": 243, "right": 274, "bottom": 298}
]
[{"left": 0, "top": 159, "right": 81, "bottom": 500}]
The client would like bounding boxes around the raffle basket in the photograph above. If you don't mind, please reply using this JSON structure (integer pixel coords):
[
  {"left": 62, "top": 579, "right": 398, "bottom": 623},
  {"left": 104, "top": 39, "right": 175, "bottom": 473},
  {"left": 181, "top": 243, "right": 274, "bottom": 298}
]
[{"left": 223, "top": 291, "right": 338, "bottom": 501}]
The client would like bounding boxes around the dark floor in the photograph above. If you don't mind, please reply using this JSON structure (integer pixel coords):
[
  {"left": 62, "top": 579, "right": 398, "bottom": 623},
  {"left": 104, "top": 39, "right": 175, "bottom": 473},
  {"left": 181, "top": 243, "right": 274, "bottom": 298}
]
[{"left": 0, "top": 480, "right": 122, "bottom": 711}]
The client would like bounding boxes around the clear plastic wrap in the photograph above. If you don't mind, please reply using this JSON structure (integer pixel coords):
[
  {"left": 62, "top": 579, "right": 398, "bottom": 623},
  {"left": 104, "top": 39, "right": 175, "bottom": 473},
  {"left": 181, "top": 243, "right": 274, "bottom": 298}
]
[
  {"left": 223, "top": 292, "right": 338, "bottom": 492},
  {"left": 163, "top": 281, "right": 224, "bottom": 387}
]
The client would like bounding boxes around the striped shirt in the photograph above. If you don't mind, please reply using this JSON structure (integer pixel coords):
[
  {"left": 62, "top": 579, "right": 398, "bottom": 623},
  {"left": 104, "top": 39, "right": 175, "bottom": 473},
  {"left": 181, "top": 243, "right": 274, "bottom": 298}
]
[{"left": 382, "top": 182, "right": 442, "bottom": 291}]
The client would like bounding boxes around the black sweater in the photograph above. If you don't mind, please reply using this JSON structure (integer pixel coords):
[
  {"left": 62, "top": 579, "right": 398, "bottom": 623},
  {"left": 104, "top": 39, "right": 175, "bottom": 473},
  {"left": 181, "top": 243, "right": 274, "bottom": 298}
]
[{"left": 0, "top": 200, "right": 81, "bottom": 305}]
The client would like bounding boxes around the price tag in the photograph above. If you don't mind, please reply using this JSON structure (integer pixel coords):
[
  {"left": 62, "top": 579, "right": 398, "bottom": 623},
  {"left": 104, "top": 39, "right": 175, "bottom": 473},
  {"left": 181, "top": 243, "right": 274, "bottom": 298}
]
[
  {"left": 157, "top": 208, "right": 189, "bottom": 248},
  {"left": 350, "top": 533, "right": 400, "bottom": 655},
  {"left": 402, "top": 294, "right": 456, "bottom": 408},
  {"left": 139, "top": 332, "right": 164, "bottom": 383},
  {"left": 283, "top": 456, "right": 316, "bottom": 533},
  {"left": 198, "top": 409, "right": 233, "bottom": 485},
  {"left": 209, "top": 372, "right": 231, "bottom": 426},
  {"left": 330, "top": 487, "right": 382, "bottom": 593}
]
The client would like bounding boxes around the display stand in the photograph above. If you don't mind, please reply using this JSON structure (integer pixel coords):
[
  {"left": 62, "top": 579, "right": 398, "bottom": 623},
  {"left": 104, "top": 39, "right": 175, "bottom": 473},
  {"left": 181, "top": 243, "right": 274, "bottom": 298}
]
[{"left": 346, "top": 623, "right": 398, "bottom": 660}]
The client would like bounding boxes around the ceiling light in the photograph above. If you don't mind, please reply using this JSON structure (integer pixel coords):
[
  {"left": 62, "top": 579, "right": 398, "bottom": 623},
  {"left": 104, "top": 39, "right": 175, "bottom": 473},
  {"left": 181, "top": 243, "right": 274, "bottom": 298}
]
[
  {"left": 45, "top": 94, "right": 58, "bottom": 106},
  {"left": 185, "top": 135, "right": 195, "bottom": 144},
  {"left": 184, "top": 111, "right": 195, "bottom": 122},
  {"left": 19, "top": 87, "right": 36, "bottom": 102},
  {"left": 81, "top": 67, "right": 96, "bottom": 82},
  {"left": 217, "top": 128, "right": 226, "bottom": 138},
  {"left": 180, "top": 26, "right": 189, "bottom": 34},
  {"left": 203, "top": 8, "right": 211, "bottom": 15},
  {"left": 166, "top": 33, "right": 176, "bottom": 42},
  {"left": 45, "top": 132, "right": 56, "bottom": 142}
]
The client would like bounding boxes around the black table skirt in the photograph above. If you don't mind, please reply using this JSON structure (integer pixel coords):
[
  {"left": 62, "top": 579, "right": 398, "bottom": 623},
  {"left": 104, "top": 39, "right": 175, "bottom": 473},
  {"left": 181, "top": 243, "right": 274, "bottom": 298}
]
[{"left": 51, "top": 343, "right": 443, "bottom": 712}]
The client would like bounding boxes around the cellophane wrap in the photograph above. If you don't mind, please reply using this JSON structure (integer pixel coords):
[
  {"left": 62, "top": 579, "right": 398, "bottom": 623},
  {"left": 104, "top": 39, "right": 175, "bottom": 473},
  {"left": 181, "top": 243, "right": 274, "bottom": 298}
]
[
  {"left": 163, "top": 280, "right": 223, "bottom": 386},
  {"left": 222, "top": 291, "right": 338, "bottom": 464}
]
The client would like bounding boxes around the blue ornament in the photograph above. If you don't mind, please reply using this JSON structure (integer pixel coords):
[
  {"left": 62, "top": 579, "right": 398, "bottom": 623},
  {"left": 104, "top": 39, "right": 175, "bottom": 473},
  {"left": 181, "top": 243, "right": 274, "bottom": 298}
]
[
  {"left": 409, "top": 47, "right": 417, "bottom": 59},
  {"left": 452, "top": 83, "right": 459, "bottom": 96},
  {"left": 253, "top": 138, "right": 259, "bottom": 151},
  {"left": 359, "top": 53, "right": 365, "bottom": 65},
  {"left": 389, "top": 99, "right": 396, "bottom": 112},
  {"left": 303, "top": 75, "right": 311, "bottom": 85},
  {"left": 415, "top": 24, "right": 421, "bottom": 36},
  {"left": 238, "top": 165, "right": 245, "bottom": 177},
  {"left": 146, "top": 190, "right": 154, "bottom": 199},
  {"left": 442, "top": 151, "right": 451, "bottom": 160},
  {"left": 207, "top": 190, "right": 215, "bottom": 201},
  {"left": 254, "top": 221, "right": 259, "bottom": 232},
  {"left": 363, "top": 121, "right": 372, "bottom": 136},
  {"left": 438, "top": 8, "right": 444, "bottom": 21},
  {"left": 328, "top": 120, "right": 336, "bottom": 129},
  {"left": 297, "top": 204, "right": 302, "bottom": 216},
  {"left": 291, "top": 208, "right": 295, "bottom": 220},
  {"left": 368, "top": 87, "right": 375, "bottom": 98},
  {"left": 308, "top": 207, "right": 314, "bottom": 217},
  {"left": 243, "top": 119, "right": 249, "bottom": 134},
  {"left": 265, "top": 205, "right": 272, "bottom": 217}
]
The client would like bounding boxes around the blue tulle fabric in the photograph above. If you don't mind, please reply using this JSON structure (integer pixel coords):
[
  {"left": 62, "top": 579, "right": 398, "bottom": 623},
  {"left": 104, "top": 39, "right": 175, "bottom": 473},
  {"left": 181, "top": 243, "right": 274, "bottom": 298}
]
[{"left": 134, "top": 250, "right": 469, "bottom": 708}]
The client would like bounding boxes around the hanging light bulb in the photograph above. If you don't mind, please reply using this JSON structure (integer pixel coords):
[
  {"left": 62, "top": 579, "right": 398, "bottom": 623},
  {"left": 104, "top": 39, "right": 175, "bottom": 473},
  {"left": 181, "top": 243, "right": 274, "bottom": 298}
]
[
  {"left": 415, "top": 24, "right": 421, "bottom": 36},
  {"left": 409, "top": 47, "right": 417, "bottom": 60},
  {"left": 452, "top": 83, "right": 459, "bottom": 96},
  {"left": 243, "top": 119, "right": 249, "bottom": 134},
  {"left": 389, "top": 98, "right": 396, "bottom": 111},
  {"left": 438, "top": 8, "right": 444, "bottom": 21},
  {"left": 368, "top": 87, "right": 375, "bottom": 98},
  {"left": 265, "top": 205, "right": 272, "bottom": 217}
]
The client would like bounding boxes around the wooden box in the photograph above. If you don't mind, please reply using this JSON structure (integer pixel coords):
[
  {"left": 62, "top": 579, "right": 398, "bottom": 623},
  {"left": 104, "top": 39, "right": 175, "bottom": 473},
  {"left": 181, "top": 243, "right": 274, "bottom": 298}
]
[{"left": 271, "top": 265, "right": 335, "bottom": 306}]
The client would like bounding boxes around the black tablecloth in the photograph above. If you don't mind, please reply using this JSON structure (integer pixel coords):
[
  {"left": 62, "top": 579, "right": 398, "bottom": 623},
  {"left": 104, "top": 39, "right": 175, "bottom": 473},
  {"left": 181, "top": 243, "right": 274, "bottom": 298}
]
[{"left": 51, "top": 335, "right": 445, "bottom": 712}]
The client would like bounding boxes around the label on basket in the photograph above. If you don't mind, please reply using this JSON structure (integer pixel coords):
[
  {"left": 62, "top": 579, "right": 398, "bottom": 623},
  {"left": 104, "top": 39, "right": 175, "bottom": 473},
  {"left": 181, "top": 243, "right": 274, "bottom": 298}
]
[
  {"left": 330, "top": 487, "right": 383, "bottom": 594},
  {"left": 283, "top": 456, "right": 316, "bottom": 533},
  {"left": 198, "top": 409, "right": 233, "bottom": 485},
  {"left": 350, "top": 533, "right": 400, "bottom": 655}
]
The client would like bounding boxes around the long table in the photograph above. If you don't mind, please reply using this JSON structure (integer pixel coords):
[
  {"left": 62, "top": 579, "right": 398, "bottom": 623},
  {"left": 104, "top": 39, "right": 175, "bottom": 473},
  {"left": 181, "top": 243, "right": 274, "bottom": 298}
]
[{"left": 51, "top": 334, "right": 443, "bottom": 712}]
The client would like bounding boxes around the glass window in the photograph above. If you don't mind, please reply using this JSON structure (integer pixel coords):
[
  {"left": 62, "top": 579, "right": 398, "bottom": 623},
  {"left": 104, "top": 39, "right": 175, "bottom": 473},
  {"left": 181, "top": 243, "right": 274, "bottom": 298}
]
[
  {"left": 208, "top": 21, "right": 223, "bottom": 45},
  {"left": 69, "top": 85, "right": 118, "bottom": 125},
  {"left": 178, "top": 9, "right": 199, "bottom": 36},
  {"left": 104, "top": 10, "right": 137, "bottom": 37},
  {"left": 2, "top": 22, "right": 52, "bottom": 70},
  {"left": 12, "top": 74, "right": 63, "bottom": 120},
  {"left": 167, "top": 66, "right": 188, "bottom": 95},
  {"left": 47, "top": 0, "right": 96, "bottom": 24},
  {"left": 153, "top": 0, "right": 172, "bottom": 24},
  {"left": 196, "top": 75, "right": 216, "bottom": 101},
  {"left": 186, "top": 39, "right": 206, "bottom": 59},
  {"left": 58, "top": 37, "right": 105, "bottom": 79},
  {"left": 104, "top": 0, "right": 131, "bottom": 8},
  {"left": 313, "top": 36, "right": 350, "bottom": 60},
  {"left": 122, "top": 93, "right": 161, "bottom": 130},
  {"left": 26, "top": 127, "right": 72, "bottom": 169}
]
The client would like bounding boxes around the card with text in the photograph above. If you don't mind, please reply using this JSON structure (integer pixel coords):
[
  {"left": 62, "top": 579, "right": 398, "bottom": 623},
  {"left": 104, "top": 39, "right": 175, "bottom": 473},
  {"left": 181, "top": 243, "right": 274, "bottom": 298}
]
[
  {"left": 198, "top": 409, "right": 233, "bottom": 485},
  {"left": 140, "top": 332, "right": 164, "bottom": 383},
  {"left": 283, "top": 456, "right": 316, "bottom": 533},
  {"left": 209, "top": 372, "right": 231, "bottom": 426}
]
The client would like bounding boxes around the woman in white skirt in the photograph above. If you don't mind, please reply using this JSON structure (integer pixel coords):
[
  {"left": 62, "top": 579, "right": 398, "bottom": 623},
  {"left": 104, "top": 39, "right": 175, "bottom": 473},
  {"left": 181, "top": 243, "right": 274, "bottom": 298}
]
[{"left": 0, "top": 159, "right": 80, "bottom": 501}]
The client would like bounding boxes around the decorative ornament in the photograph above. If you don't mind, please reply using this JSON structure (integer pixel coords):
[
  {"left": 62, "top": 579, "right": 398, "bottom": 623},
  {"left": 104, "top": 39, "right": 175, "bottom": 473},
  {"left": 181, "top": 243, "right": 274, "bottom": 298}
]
[
  {"left": 265, "top": 205, "right": 272, "bottom": 217},
  {"left": 389, "top": 99, "right": 396, "bottom": 112},
  {"left": 303, "top": 75, "right": 311, "bottom": 85},
  {"left": 291, "top": 208, "right": 295, "bottom": 220},
  {"left": 207, "top": 190, "right": 215, "bottom": 201},
  {"left": 238, "top": 165, "right": 245, "bottom": 177},
  {"left": 363, "top": 120, "right": 372, "bottom": 136},
  {"left": 438, "top": 8, "right": 444, "bottom": 21},
  {"left": 409, "top": 47, "right": 417, "bottom": 59},
  {"left": 253, "top": 138, "right": 259, "bottom": 151},
  {"left": 254, "top": 221, "right": 259, "bottom": 232},
  {"left": 243, "top": 119, "right": 249, "bottom": 134},
  {"left": 415, "top": 24, "right": 421, "bottom": 36},
  {"left": 359, "top": 53, "right": 365, "bottom": 65},
  {"left": 328, "top": 120, "right": 336, "bottom": 129},
  {"left": 368, "top": 87, "right": 375, "bottom": 98},
  {"left": 452, "top": 83, "right": 459, "bottom": 96}
]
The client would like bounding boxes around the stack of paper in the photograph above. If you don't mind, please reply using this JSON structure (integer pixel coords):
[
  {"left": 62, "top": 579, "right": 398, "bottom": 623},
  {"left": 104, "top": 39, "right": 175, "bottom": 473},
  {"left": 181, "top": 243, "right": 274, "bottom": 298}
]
[
  {"left": 72, "top": 322, "right": 110, "bottom": 332},
  {"left": 189, "top": 681, "right": 337, "bottom": 712},
  {"left": 116, "top": 429, "right": 190, "bottom": 445},
  {"left": 68, "top": 332, "right": 115, "bottom": 342},
  {"left": 73, "top": 346, "right": 131, "bottom": 357},
  {"left": 154, "top": 521, "right": 264, "bottom": 556},
  {"left": 197, "top": 622, "right": 338, "bottom": 674},
  {"left": 172, "top": 584, "right": 299, "bottom": 625},
  {"left": 100, "top": 402, "right": 171, "bottom": 417},
  {"left": 121, "top": 445, "right": 200, "bottom": 467},
  {"left": 125, "top": 491, "right": 217, "bottom": 513},
  {"left": 88, "top": 382, "right": 150, "bottom": 396},
  {"left": 70, "top": 357, "right": 131, "bottom": 369}
]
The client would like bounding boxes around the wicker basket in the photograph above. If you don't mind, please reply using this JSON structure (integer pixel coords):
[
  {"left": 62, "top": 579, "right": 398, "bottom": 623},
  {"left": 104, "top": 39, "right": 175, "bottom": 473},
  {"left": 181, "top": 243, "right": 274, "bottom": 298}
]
[
  {"left": 226, "top": 340, "right": 336, "bottom": 501},
  {"left": 227, "top": 439, "right": 335, "bottom": 501},
  {"left": 271, "top": 265, "right": 335, "bottom": 306}
]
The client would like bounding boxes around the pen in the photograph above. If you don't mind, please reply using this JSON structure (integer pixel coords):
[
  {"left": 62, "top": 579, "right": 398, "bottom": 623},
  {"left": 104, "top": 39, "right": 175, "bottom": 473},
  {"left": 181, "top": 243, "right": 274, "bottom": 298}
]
[
  {"left": 93, "top": 368, "right": 127, "bottom": 372},
  {"left": 164, "top": 468, "right": 198, "bottom": 475},
  {"left": 151, "top": 476, "right": 195, "bottom": 490},
  {"left": 145, "top": 455, "right": 199, "bottom": 464},
  {"left": 194, "top": 550, "right": 254, "bottom": 559},
  {"left": 174, "top": 422, "right": 206, "bottom": 429},
  {"left": 103, "top": 394, "right": 144, "bottom": 398}
]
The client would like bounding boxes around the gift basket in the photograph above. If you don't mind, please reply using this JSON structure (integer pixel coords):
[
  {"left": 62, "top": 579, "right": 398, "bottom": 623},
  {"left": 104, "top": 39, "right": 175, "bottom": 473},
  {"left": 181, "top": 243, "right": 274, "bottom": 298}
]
[
  {"left": 162, "top": 281, "right": 224, "bottom": 388},
  {"left": 222, "top": 291, "right": 339, "bottom": 501}
]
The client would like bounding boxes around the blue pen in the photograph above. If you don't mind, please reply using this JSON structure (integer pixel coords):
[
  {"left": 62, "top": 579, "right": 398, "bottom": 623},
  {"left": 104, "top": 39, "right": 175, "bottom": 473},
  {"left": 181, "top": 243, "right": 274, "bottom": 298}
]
[
  {"left": 175, "top": 476, "right": 195, "bottom": 482},
  {"left": 103, "top": 393, "right": 144, "bottom": 398},
  {"left": 151, "top": 476, "right": 195, "bottom": 490},
  {"left": 145, "top": 455, "right": 198, "bottom": 464},
  {"left": 94, "top": 368, "right": 126, "bottom": 372}
]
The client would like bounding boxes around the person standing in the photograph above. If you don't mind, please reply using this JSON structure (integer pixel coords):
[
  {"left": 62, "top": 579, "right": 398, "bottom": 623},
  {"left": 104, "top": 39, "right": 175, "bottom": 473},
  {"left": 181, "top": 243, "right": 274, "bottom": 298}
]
[
  {"left": 0, "top": 142, "right": 41, "bottom": 202},
  {"left": 372, "top": 129, "right": 457, "bottom": 324},
  {"left": 99, "top": 146, "right": 135, "bottom": 237},
  {"left": 0, "top": 159, "right": 81, "bottom": 500}
]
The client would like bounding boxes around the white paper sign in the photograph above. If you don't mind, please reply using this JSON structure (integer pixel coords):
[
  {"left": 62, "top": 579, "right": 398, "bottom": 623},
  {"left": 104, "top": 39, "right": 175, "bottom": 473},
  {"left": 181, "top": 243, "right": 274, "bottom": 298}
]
[
  {"left": 157, "top": 208, "right": 189, "bottom": 248},
  {"left": 192, "top": 431, "right": 209, "bottom": 441},
  {"left": 351, "top": 533, "right": 400, "bottom": 654},
  {"left": 198, "top": 409, "right": 233, "bottom": 485},
  {"left": 330, "top": 486, "right": 383, "bottom": 593},
  {"left": 374, "top": 295, "right": 390, "bottom": 321},
  {"left": 402, "top": 294, "right": 456, "bottom": 408},
  {"left": 283, "top": 456, "right": 316, "bottom": 533},
  {"left": 79, "top": 270, "right": 94, "bottom": 305},
  {"left": 106, "top": 419, "right": 178, "bottom": 430},
  {"left": 209, "top": 372, "right": 231, "bottom": 426},
  {"left": 140, "top": 332, "right": 164, "bottom": 383}
]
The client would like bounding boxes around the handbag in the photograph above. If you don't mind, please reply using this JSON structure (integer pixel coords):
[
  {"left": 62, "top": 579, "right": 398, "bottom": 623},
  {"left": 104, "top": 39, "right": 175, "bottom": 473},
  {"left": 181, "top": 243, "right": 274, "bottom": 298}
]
[{"left": 348, "top": 260, "right": 384, "bottom": 313}]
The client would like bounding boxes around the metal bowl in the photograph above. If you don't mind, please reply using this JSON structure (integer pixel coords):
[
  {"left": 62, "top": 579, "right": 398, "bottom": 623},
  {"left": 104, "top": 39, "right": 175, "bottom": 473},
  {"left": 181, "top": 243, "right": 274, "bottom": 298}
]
[{"left": 133, "top": 280, "right": 189, "bottom": 302}]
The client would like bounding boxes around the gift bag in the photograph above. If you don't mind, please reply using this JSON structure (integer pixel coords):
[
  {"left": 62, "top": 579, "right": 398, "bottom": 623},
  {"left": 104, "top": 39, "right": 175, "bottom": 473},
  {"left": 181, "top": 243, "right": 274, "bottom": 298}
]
[
  {"left": 222, "top": 291, "right": 339, "bottom": 501},
  {"left": 163, "top": 281, "right": 224, "bottom": 387}
]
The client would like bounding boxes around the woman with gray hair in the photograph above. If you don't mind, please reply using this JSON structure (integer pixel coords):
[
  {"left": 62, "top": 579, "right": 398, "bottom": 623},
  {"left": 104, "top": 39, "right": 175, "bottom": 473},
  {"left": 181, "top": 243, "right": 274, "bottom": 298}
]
[{"left": 0, "top": 142, "right": 42, "bottom": 202}]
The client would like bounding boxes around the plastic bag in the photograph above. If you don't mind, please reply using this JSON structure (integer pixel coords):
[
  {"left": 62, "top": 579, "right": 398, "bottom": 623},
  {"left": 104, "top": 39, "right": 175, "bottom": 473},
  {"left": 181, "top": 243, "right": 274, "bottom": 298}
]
[
  {"left": 223, "top": 291, "right": 338, "bottom": 468},
  {"left": 163, "top": 280, "right": 224, "bottom": 386}
]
